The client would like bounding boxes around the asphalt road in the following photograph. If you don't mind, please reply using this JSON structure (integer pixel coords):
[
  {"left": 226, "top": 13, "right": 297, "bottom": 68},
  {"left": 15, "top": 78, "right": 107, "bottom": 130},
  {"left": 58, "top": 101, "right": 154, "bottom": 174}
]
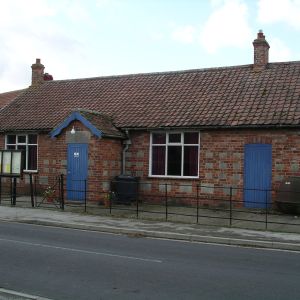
[{"left": 0, "top": 221, "right": 299, "bottom": 300}]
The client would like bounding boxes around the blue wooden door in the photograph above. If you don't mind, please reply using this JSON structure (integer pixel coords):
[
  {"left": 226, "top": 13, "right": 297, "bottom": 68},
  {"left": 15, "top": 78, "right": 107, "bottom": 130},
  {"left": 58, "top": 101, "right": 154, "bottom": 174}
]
[
  {"left": 67, "top": 143, "right": 88, "bottom": 201},
  {"left": 244, "top": 144, "right": 272, "bottom": 208}
]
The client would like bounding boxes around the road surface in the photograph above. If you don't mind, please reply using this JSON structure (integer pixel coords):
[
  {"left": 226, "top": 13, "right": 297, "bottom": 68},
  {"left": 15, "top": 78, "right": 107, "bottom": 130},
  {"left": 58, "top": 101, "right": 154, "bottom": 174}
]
[{"left": 0, "top": 221, "right": 299, "bottom": 300}]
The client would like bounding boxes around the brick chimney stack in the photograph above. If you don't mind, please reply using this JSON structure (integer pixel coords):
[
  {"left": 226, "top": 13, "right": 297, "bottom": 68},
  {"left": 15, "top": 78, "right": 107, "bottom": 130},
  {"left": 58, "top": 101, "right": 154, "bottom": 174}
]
[
  {"left": 31, "top": 58, "right": 45, "bottom": 87},
  {"left": 253, "top": 30, "right": 270, "bottom": 71}
]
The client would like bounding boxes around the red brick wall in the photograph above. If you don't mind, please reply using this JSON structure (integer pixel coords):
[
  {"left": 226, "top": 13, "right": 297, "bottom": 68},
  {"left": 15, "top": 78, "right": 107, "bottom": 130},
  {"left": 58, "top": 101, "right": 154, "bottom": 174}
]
[
  {"left": 125, "top": 128, "right": 300, "bottom": 206},
  {"left": 0, "top": 121, "right": 122, "bottom": 202},
  {"left": 1, "top": 127, "right": 300, "bottom": 206},
  {"left": 47, "top": 121, "right": 122, "bottom": 202}
]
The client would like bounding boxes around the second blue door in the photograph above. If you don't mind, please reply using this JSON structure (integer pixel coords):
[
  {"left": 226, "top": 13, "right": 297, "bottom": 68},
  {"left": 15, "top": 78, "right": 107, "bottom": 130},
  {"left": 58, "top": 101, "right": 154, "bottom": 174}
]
[
  {"left": 244, "top": 144, "right": 272, "bottom": 208},
  {"left": 67, "top": 143, "right": 88, "bottom": 201}
]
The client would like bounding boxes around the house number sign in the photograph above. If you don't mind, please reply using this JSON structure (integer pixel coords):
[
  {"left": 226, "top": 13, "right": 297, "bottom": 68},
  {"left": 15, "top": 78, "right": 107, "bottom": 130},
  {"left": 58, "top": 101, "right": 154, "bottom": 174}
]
[{"left": 74, "top": 152, "right": 80, "bottom": 158}]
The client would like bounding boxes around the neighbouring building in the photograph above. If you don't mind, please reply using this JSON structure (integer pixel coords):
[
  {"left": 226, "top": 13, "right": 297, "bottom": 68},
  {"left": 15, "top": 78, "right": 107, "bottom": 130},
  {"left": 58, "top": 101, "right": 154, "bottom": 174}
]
[
  {"left": 0, "top": 89, "right": 25, "bottom": 110},
  {"left": 0, "top": 31, "right": 300, "bottom": 208}
]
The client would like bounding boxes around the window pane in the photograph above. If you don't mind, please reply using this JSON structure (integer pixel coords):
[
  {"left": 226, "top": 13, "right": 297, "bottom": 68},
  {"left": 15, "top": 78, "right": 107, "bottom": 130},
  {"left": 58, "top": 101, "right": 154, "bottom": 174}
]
[
  {"left": 152, "top": 133, "right": 166, "bottom": 144},
  {"left": 169, "top": 133, "right": 181, "bottom": 143},
  {"left": 28, "top": 145, "right": 37, "bottom": 170},
  {"left": 17, "top": 145, "right": 26, "bottom": 169},
  {"left": 17, "top": 135, "right": 26, "bottom": 143},
  {"left": 184, "top": 132, "right": 199, "bottom": 144},
  {"left": 167, "top": 146, "right": 182, "bottom": 176},
  {"left": 7, "top": 135, "right": 16, "bottom": 144},
  {"left": 28, "top": 134, "right": 37, "bottom": 144},
  {"left": 184, "top": 146, "right": 198, "bottom": 176},
  {"left": 152, "top": 146, "right": 165, "bottom": 175},
  {"left": 2, "top": 152, "right": 12, "bottom": 174},
  {"left": 12, "top": 152, "right": 21, "bottom": 174},
  {"left": 7, "top": 145, "right": 16, "bottom": 150}
]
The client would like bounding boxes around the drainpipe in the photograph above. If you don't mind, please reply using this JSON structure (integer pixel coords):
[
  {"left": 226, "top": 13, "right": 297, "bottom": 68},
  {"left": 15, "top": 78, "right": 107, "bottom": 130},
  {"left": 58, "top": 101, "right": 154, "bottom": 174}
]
[{"left": 122, "top": 130, "right": 131, "bottom": 175}]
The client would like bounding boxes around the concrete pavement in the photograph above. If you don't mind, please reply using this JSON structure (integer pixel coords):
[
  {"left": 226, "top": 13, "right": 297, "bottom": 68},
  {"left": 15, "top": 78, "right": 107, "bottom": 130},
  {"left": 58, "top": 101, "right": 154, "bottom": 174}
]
[{"left": 0, "top": 206, "right": 300, "bottom": 251}]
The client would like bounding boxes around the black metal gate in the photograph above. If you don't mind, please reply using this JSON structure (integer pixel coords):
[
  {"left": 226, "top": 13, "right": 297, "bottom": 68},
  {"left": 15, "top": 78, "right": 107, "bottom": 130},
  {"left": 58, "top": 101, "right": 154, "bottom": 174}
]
[{"left": 35, "top": 174, "right": 64, "bottom": 209}]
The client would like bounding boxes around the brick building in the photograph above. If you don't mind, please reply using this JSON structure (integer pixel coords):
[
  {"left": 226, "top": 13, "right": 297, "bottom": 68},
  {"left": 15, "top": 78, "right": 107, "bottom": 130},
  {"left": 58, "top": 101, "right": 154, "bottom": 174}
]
[{"left": 0, "top": 31, "right": 300, "bottom": 208}]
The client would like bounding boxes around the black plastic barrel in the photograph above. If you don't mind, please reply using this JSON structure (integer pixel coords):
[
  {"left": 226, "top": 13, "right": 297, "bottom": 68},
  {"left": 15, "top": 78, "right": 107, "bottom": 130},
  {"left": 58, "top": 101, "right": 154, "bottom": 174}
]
[
  {"left": 111, "top": 175, "right": 139, "bottom": 204},
  {"left": 276, "top": 177, "right": 300, "bottom": 214}
]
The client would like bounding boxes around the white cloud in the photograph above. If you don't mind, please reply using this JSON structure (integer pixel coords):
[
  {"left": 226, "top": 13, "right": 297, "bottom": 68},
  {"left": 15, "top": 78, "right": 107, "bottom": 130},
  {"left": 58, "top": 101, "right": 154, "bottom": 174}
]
[
  {"left": 171, "top": 25, "right": 196, "bottom": 44},
  {"left": 269, "top": 38, "right": 292, "bottom": 62},
  {"left": 0, "top": 0, "right": 92, "bottom": 92},
  {"left": 200, "top": 0, "right": 252, "bottom": 53},
  {"left": 258, "top": 0, "right": 300, "bottom": 30},
  {"left": 0, "top": 0, "right": 56, "bottom": 27}
]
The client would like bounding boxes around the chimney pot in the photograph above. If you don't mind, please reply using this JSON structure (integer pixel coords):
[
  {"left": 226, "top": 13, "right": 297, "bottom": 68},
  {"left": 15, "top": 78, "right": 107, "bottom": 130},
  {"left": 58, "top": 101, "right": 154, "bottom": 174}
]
[{"left": 43, "top": 73, "right": 53, "bottom": 81}]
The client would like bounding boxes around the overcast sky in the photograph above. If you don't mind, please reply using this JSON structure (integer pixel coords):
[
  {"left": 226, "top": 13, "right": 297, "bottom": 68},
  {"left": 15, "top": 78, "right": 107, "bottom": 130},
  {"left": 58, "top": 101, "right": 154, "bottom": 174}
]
[{"left": 1, "top": 0, "right": 300, "bottom": 93}]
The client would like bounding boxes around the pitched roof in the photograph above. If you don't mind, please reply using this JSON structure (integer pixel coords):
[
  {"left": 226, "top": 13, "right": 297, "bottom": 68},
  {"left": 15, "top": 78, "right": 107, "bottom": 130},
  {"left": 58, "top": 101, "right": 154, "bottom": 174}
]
[
  {"left": 50, "top": 110, "right": 125, "bottom": 138},
  {"left": 1, "top": 61, "right": 300, "bottom": 132},
  {"left": 78, "top": 110, "right": 125, "bottom": 138},
  {"left": 0, "top": 89, "right": 26, "bottom": 110}
]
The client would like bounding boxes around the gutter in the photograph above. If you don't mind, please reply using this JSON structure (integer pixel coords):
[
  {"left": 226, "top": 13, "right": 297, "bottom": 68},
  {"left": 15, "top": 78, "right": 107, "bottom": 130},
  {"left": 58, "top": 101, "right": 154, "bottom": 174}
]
[
  {"left": 122, "top": 130, "right": 131, "bottom": 174},
  {"left": 120, "top": 124, "right": 300, "bottom": 131}
]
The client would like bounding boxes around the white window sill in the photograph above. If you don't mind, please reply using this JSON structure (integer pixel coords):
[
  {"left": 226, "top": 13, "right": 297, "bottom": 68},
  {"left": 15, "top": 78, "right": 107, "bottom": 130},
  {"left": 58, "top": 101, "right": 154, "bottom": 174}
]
[{"left": 148, "top": 175, "right": 199, "bottom": 179}]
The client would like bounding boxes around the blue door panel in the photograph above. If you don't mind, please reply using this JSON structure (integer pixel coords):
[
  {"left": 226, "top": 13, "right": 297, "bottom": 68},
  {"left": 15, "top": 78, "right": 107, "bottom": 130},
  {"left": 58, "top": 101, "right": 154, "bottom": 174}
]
[
  {"left": 244, "top": 144, "right": 272, "bottom": 208},
  {"left": 67, "top": 144, "right": 88, "bottom": 201}
]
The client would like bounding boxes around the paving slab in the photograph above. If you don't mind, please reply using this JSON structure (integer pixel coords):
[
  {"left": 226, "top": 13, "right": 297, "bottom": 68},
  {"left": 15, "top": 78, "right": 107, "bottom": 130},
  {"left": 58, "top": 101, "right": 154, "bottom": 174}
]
[{"left": 0, "top": 206, "right": 300, "bottom": 251}]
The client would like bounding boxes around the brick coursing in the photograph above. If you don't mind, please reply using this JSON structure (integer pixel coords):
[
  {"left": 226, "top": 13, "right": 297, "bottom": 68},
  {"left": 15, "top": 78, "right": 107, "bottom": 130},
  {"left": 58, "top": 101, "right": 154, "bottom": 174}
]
[
  {"left": 124, "top": 128, "right": 300, "bottom": 205},
  {"left": 1, "top": 126, "right": 300, "bottom": 206}
]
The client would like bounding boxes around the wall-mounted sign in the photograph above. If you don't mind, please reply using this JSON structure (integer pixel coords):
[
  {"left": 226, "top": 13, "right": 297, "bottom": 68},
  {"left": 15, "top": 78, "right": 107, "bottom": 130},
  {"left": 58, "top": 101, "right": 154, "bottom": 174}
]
[{"left": 0, "top": 150, "right": 23, "bottom": 177}]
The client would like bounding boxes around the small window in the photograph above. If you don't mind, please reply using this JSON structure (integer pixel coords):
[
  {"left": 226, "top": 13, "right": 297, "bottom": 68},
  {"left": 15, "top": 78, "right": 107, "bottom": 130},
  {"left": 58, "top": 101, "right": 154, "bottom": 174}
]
[
  {"left": 167, "top": 146, "right": 182, "bottom": 175},
  {"left": 152, "top": 146, "right": 166, "bottom": 175},
  {"left": 150, "top": 132, "right": 200, "bottom": 178},
  {"left": 184, "top": 132, "right": 199, "bottom": 144},
  {"left": 7, "top": 145, "right": 16, "bottom": 150},
  {"left": 28, "top": 134, "right": 37, "bottom": 144},
  {"left": 5, "top": 134, "right": 38, "bottom": 171},
  {"left": 152, "top": 133, "right": 166, "bottom": 144},
  {"left": 169, "top": 133, "right": 181, "bottom": 143},
  {"left": 17, "top": 135, "right": 26, "bottom": 144},
  {"left": 7, "top": 135, "right": 16, "bottom": 144}
]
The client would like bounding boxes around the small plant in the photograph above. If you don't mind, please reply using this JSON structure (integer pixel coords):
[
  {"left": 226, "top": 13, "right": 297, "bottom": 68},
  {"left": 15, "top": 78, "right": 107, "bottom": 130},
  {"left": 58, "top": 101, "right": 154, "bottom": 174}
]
[{"left": 43, "top": 186, "right": 55, "bottom": 202}]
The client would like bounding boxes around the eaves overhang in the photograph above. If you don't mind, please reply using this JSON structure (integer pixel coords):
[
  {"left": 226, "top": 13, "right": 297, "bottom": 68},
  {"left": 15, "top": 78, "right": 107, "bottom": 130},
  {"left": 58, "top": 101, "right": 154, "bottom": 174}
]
[{"left": 50, "top": 111, "right": 102, "bottom": 138}]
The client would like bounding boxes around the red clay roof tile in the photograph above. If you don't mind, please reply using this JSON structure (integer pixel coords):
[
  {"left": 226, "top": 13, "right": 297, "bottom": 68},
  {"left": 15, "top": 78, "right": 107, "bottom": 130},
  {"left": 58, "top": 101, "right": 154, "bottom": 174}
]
[
  {"left": 0, "top": 89, "right": 26, "bottom": 110},
  {"left": 1, "top": 62, "right": 300, "bottom": 131}
]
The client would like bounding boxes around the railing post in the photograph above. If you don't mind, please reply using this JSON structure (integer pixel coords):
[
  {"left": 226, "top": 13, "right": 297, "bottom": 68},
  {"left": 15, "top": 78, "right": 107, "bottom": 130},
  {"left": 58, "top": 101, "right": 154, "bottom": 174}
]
[
  {"left": 165, "top": 183, "right": 168, "bottom": 221},
  {"left": 229, "top": 187, "right": 233, "bottom": 227},
  {"left": 60, "top": 174, "right": 64, "bottom": 210},
  {"left": 109, "top": 189, "right": 112, "bottom": 215},
  {"left": 10, "top": 178, "right": 12, "bottom": 205},
  {"left": 30, "top": 174, "right": 34, "bottom": 207},
  {"left": 265, "top": 189, "right": 268, "bottom": 230},
  {"left": 84, "top": 180, "right": 87, "bottom": 213},
  {"left": 136, "top": 183, "right": 139, "bottom": 219},
  {"left": 12, "top": 177, "right": 17, "bottom": 206},
  {"left": 0, "top": 176, "right": 2, "bottom": 205},
  {"left": 196, "top": 184, "right": 199, "bottom": 224}
]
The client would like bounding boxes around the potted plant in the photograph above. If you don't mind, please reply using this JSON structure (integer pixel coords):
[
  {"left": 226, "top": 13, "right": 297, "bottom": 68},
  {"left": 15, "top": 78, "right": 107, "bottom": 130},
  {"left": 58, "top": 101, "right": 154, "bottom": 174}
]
[
  {"left": 43, "top": 186, "right": 55, "bottom": 202},
  {"left": 103, "top": 193, "right": 111, "bottom": 208}
]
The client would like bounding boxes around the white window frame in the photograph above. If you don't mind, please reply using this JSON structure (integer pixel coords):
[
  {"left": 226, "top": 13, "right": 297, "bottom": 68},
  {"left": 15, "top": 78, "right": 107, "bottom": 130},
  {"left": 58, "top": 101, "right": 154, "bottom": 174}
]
[
  {"left": 5, "top": 134, "right": 38, "bottom": 172},
  {"left": 149, "top": 131, "right": 200, "bottom": 178}
]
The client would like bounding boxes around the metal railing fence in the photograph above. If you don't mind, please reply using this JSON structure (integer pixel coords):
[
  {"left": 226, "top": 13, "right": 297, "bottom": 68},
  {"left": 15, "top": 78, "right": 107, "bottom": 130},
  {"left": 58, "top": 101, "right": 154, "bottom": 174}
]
[{"left": 0, "top": 174, "right": 299, "bottom": 232}]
